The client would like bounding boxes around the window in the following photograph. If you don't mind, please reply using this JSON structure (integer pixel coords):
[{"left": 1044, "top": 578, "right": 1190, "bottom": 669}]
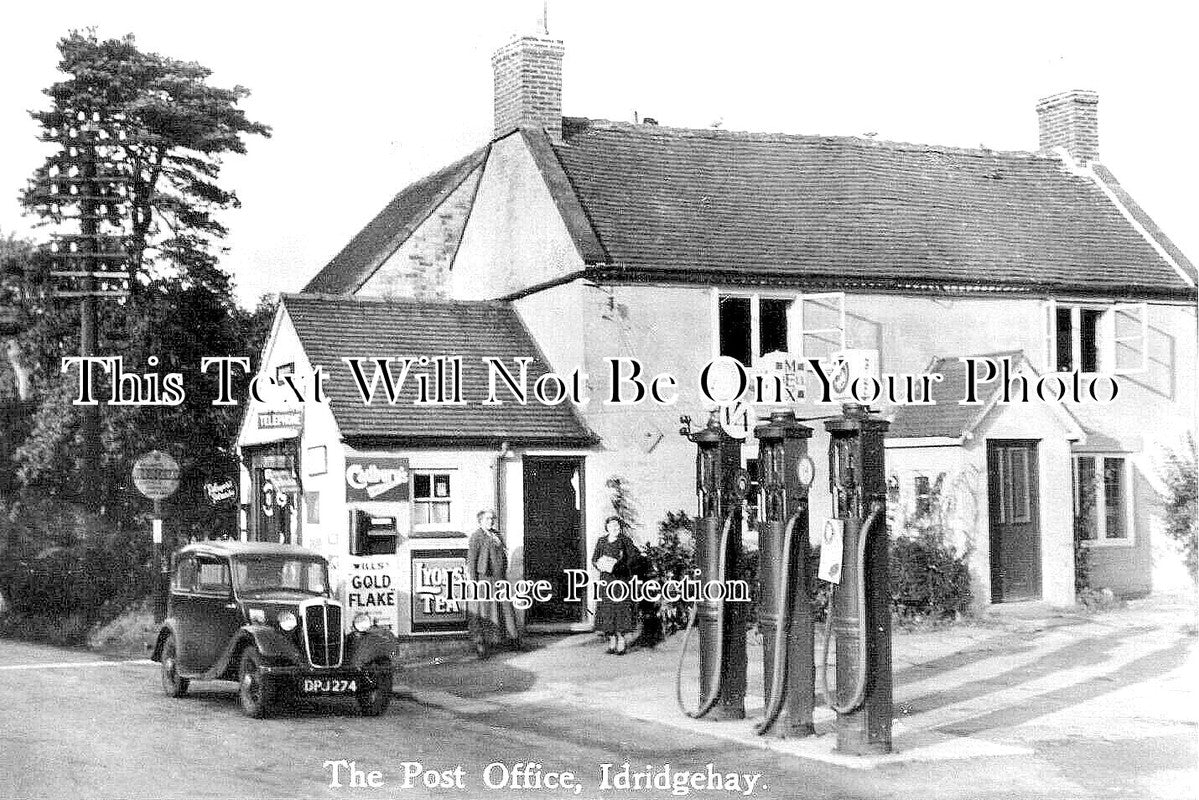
[
  {"left": 275, "top": 362, "right": 295, "bottom": 382},
  {"left": 1046, "top": 301, "right": 1148, "bottom": 374},
  {"left": 196, "top": 559, "right": 231, "bottom": 593},
  {"left": 914, "top": 476, "right": 932, "bottom": 517},
  {"left": 1074, "top": 455, "right": 1131, "bottom": 544},
  {"left": 305, "top": 491, "right": 320, "bottom": 525},
  {"left": 716, "top": 292, "right": 845, "bottom": 366},
  {"left": 994, "top": 448, "right": 1032, "bottom": 524},
  {"left": 413, "top": 472, "right": 453, "bottom": 527},
  {"left": 234, "top": 557, "right": 329, "bottom": 595},
  {"left": 173, "top": 557, "right": 197, "bottom": 591}
]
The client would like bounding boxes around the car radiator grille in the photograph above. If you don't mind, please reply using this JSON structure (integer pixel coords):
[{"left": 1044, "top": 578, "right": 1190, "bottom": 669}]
[{"left": 303, "top": 603, "right": 343, "bottom": 667}]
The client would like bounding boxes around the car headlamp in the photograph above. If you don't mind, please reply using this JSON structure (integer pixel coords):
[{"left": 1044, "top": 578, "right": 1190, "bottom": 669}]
[
  {"left": 352, "top": 613, "right": 373, "bottom": 633},
  {"left": 277, "top": 610, "right": 298, "bottom": 631}
]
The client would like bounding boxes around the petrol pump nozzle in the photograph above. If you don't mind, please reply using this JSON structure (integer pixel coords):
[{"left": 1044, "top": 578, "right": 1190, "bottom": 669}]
[
  {"left": 820, "top": 500, "right": 884, "bottom": 714},
  {"left": 754, "top": 510, "right": 803, "bottom": 735},
  {"left": 674, "top": 512, "right": 736, "bottom": 719}
]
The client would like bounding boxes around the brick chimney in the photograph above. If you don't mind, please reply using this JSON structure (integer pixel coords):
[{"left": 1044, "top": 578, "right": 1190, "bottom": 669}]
[
  {"left": 492, "top": 35, "right": 564, "bottom": 140},
  {"left": 1036, "top": 90, "right": 1099, "bottom": 165}
]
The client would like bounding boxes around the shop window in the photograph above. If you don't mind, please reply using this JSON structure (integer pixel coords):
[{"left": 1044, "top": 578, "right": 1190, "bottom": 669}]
[
  {"left": 1074, "top": 455, "right": 1131, "bottom": 544},
  {"left": 1046, "top": 302, "right": 1147, "bottom": 374},
  {"left": 717, "top": 292, "right": 845, "bottom": 366},
  {"left": 413, "top": 472, "right": 453, "bottom": 528}
]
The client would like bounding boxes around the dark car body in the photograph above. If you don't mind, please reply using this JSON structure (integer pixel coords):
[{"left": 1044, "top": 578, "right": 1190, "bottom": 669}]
[{"left": 150, "top": 541, "right": 399, "bottom": 718}]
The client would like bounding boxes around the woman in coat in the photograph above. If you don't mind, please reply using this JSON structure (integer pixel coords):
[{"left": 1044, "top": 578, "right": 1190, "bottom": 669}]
[{"left": 592, "top": 515, "right": 640, "bottom": 654}]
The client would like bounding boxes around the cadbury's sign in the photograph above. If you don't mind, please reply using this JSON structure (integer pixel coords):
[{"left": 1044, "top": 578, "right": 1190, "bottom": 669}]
[{"left": 345, "top": 457, "right": 410, "bottom": 502}]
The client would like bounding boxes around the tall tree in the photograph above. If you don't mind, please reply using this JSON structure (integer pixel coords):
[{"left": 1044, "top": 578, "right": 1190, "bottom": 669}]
[
  {"left": 22, "top": 31, "right": 271, "bottom": 293},
  {"left": 10, "top": 31, "right": 272, "bottom": 523}
]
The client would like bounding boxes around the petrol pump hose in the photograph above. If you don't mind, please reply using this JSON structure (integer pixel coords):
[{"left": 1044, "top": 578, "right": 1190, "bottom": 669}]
[
  {"left": 820, "top": 500, "right": 884, "bottom": 715},
  {"left": 674, "top": 513, "right": 735, "bottom": 719},
  {"left": 754, "top": 511, "right": 802, "bottom": 736}
]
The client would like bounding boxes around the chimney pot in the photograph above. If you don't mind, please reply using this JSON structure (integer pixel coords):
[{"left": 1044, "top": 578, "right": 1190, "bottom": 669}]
[
  {"left": 1036, "top": 90, "right": 1099, "bottom": 165},
  {"left": 492, "top": 35, "right": 565, "bottom": 140}
]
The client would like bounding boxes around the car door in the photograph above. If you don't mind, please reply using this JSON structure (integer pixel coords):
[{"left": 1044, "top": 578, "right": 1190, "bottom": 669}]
[
  {"left": 191, "top": 556, "right": 241, "bottom": 670},
  {"left": 170, "top": 556, "right": 206, "bottom": 671}
]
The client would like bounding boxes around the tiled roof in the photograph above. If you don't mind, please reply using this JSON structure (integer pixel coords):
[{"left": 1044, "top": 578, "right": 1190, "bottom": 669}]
[
  {"left": 280, "top": 294, "right": 594, "bottom": 445},
  {"left": 886, "top": 352, "right": 1025, "bottom": 439},
  {"left": 547, "top": 121, "right": 1194, "bottom": 298},
  {"left": 303, "top": 147, "right": 488, "bottom": 294}
]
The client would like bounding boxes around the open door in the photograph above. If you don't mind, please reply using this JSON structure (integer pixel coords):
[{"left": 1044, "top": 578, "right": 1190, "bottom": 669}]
[
  {"left": 522, "top": 457, "right": 585, "bottom": 623},
  {"left": 986, "top": 440, "right": 1042, "bottom": 602}
]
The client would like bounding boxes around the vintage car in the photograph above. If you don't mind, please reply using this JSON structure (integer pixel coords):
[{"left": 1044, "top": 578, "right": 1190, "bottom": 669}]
[{"left": 150, "top": 541, "right": 399, "bottom": 718}]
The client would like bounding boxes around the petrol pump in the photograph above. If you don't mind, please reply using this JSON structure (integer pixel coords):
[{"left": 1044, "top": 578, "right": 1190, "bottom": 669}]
[
  {"left": 753, "top": 410, "right": 816, "bottom": 737},
  {"left": 676, "top": 412, "right": 747, "bottom": 721},
  {"left": 821, "top": 403, "right": 892, "bottom": 755}
]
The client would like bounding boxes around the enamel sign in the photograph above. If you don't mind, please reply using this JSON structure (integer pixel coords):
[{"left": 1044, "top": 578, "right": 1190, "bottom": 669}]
[{"left": 344, "top": 456, "right": 410, "bottom": 502}]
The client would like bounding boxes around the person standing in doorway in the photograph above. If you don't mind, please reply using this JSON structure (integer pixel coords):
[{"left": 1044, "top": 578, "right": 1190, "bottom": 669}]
[
  {"left": 466, "top": 509, "right": 521, "bottom": 658},
  {"left": 592, "top": 515, "right": 639, "bottom": 655}
]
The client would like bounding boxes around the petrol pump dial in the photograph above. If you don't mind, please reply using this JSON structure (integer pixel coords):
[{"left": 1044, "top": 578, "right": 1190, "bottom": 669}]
[{"left": 795, "top": 455, "right": 815, "bottom": 490}]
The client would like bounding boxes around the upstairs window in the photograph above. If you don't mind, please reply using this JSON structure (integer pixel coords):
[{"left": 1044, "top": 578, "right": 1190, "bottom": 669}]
[
  {"left": 716, "top": 292, "right": 845, "bottom": 366},
  {"left": 1046, "top": 301, "right": 1148, "bottom": 374}
]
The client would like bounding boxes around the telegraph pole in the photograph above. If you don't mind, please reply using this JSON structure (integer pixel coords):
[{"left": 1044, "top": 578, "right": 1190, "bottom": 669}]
[{"left": 39, "top": 109, "right": 130, "bottom": 512}]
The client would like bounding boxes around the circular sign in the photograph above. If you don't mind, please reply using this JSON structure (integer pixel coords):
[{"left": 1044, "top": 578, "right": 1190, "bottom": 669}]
[
  {"left": 796, "top": 455, "right": 816, "bottom": 489},
  {"left": 132, "top": 450, "right": 180, "bottom": 500},
  {"left": 831, "top": 357, "right": 851, "bottom": 395}
]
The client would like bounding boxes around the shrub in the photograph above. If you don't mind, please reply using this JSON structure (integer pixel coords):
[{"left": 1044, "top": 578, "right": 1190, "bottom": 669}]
[
  {"left": 1160, "top": 434, "right": 1197, "bottom": 582},
  {"left": 643, "top": 510, "right": 696, "bottom": 637},
  {"left": 1074, "top": 463, "right": 1097, "bottom": 594},
  {"left": 887, "top": 471, "right": 973, "bottom": 621},
  {"left": 889, "top": 530, "right": 972, "bottom": 620},
  {"left": 0, "top": 499, "right": 154, "bottom": 643}
]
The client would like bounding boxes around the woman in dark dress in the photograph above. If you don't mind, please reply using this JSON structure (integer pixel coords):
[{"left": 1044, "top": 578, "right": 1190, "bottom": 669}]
[{"left": 592, "top": 516, "right": 639, "bottom": 655}]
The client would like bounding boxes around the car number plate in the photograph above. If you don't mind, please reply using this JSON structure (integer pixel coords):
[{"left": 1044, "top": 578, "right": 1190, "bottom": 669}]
[{"left": 301, "top": 678, "right": 357, "bottom": 695}]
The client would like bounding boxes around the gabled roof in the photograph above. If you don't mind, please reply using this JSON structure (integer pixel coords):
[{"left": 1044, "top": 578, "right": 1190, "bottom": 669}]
[
  {"left": 887, "top": 351, "right": 1085, "bottom": 441},
  {"left": 303, "top": 146, "right": 488, "bottom": 294},
  {"left": 280, "top": 294, "right": 594, "bottom": 446},
  {"left": 303, "top": 118, "right": 1195, "bottom": 301},
  {"left": 546, "top": 121, "right": 1194, "bottom": 299}
]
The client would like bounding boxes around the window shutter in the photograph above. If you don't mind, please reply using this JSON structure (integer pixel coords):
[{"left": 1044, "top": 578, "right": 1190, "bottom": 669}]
[
  {"left": 1111, "top": 303, "right": 1148, "bottom": 374},
  {"left": 799, "top": 292, "right": 846, "bottom": 360},
  {"left": 1044, "top": 300, "right": 1057, "bottom": 371}
]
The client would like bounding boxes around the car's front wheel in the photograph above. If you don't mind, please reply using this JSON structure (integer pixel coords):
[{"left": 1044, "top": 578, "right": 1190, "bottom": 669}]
[
  {"left": 160, "top": 633, "right": 189, "bottom": 698},
  {"left": 238, "top": 645, "right": 273, "bottom": 718},
  {"left": 357, "top": 659, "right": 393, "bottom": 717}
]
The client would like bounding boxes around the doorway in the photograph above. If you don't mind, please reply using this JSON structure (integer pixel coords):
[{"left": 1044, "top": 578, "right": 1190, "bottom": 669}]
[
  {"left": 522, "top": 457, "right": 585, "bottom": 623},
  {"left": 986, "top": 440, "right": 1042, "bottom": 602}
]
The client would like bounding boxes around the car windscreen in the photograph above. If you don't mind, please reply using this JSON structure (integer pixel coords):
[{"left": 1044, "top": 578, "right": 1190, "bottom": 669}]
[{"left": 233, "top": 557, "right": 330, "bottom": 596}]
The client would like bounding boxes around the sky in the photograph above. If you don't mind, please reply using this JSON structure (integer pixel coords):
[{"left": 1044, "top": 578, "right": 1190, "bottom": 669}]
[{"left": 1, "top": 1, "right": 1196, "bottom": 308}]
